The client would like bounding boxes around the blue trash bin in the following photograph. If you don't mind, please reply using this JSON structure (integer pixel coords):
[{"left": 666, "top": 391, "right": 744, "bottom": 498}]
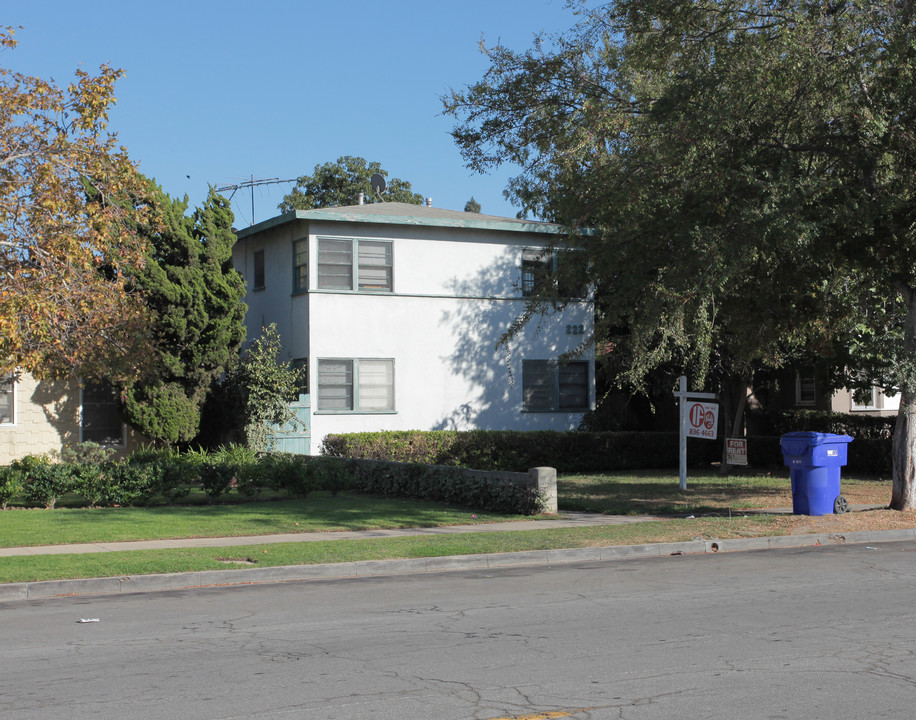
[{"left": 779, "top": 432, "right": 853, "bottom": 515}]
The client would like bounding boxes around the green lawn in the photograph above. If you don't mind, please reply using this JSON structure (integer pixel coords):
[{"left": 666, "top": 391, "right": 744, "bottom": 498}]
[
  {"left": 0, "top": 494, "right": 517, "bottom": 548},
  {"left": 0, "top": 471, "right": 893, "bottom": 585}
]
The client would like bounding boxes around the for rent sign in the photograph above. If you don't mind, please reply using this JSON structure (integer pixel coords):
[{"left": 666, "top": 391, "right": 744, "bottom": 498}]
[{"left": 686, "top": 401, "right": 718, "bottom": 440}]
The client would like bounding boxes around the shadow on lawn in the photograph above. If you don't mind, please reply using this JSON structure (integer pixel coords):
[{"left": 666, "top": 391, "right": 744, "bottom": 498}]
[{"left": 558, "top": 475, "right": 792, "bottom": 516}]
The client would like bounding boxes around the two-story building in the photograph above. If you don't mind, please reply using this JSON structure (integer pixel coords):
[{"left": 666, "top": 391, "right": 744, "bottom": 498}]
[{"left": 233, "top": 201, "right": 596, "bottom": 455}]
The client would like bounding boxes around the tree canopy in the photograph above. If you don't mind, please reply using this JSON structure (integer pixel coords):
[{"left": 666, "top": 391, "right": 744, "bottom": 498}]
[
  {"left": 444, "top": 0, "right": 916, "bottom": 508},
  {"left": 0, "top": 27, "right": 153, "bottom": 381},
  {"left": 120, "top": 185, "right": 246, "bottom": 445},
  {"left": 278, "top": 155, "right": 424, "bottom": 211}
]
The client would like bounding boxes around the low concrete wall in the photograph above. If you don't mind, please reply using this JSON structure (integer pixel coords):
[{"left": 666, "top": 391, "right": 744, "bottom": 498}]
[{"left": 339, "top": 457, "right": 558, "bottom": 515}]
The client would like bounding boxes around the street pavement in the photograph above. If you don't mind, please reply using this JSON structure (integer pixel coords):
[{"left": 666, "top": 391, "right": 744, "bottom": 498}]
[{"left": 2, "top": 505, "right": 913, "bottom": 602}]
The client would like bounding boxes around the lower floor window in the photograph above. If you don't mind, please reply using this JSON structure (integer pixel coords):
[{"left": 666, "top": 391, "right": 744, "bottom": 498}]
[
  {"left": 81, "top": 381, "right": 125, "bottom": 446},
  {"left": 523, "top": 359, "right": 589, "bottom": 411},
  {"left": 317, "top": 358, "right": 394, "bottom": 412},
  {"left": 0, "top": 371, "right": 14, "bottom": 425}
]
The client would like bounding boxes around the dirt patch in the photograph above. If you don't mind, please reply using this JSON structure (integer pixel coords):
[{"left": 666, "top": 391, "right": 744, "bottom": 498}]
[{"left": 784, "top": 507, "right": 916, "bottom": 535}]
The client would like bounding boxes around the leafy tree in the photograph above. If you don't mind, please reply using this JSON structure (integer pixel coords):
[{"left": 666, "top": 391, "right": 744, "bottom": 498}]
[
  {"left": 444, "top": 1, "right": 916, "bottom": 508},
  {"left": 216, "top": 324, "right": 304, "bottom": 452},
  {"left": 278, "top": 155, "right": 424, "bottom": 211},
  {"left": 0, "top": 27, "right": 153, "bottom": 381},
  {"left": 120, "top": 185, "right": 246, "bottom": 445},
  {"left": 464, "top": 196, "right": 482, "bottom": 213}
]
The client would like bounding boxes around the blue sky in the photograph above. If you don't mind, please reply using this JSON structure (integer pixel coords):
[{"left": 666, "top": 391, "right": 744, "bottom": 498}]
[{"left": 6, "top": 0, "right": 579, "bottom": 227}]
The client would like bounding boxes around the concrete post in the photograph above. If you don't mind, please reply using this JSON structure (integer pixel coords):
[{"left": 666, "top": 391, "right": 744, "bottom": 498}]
[{"left": 529, "top": 467, "right": 558, "bottom": 514}]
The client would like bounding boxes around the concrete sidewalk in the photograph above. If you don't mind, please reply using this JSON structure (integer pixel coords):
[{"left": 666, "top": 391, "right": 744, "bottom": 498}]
[{"left": 1, "top": 507, "right": 912, "bottom": 603}]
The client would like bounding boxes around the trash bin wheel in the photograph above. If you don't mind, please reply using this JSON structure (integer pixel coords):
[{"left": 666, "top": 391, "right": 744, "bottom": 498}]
[{"left": 834, "top": 496, "right": 849, "bottom": 515}]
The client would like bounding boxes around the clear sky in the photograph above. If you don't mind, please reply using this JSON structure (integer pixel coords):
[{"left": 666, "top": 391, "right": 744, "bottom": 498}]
[{"left": 6, "top": 0, "right": 579, "bottom": 227}]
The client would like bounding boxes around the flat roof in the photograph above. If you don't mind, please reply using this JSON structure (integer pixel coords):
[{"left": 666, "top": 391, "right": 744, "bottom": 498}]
[{"left": 236, "top": 202, "right": 567, "bottom": 239}]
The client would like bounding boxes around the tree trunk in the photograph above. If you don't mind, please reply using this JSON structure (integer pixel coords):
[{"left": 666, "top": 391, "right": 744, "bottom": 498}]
[
  {"left": 719, "top": 378, "right": 749, "bottom": 476},
  {"left": 891, "top": 286, "right": 916, "bottom": 510}
]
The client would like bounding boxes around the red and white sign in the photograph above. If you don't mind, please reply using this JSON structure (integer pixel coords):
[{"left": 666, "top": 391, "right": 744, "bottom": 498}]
[{"left": 686, "top": 401, "right": 718, "bottom": 440}]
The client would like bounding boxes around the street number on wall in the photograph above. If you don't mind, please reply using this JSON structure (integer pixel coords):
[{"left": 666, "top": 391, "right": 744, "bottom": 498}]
[{"left": 566, "top": 324, "right": 585, "bottom": 335}]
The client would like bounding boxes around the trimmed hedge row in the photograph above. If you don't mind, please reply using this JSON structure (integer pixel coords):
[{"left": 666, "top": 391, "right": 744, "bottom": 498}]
[
  {"left": 323, "top": 429, "right": 893, "bottom": 476},
  {"left": 321, "top": 430, "right": 721, "bottom": 473},
  {"left": 341, "top": 458, "right": 543, "bottom": 515},
  {"left": 769, "top": 410, "right": 896, "bottom": 439},
  {"left": 0, "top": 444, "right": 544, "bottom": 515}
]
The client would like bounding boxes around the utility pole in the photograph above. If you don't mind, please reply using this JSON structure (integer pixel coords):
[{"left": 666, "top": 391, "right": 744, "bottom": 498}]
[{"left": 215, "top": 176, "right": 296, "bottom": 226}]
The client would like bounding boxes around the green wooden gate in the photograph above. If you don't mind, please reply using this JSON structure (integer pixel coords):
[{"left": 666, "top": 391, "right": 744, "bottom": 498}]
[{"left": 269, "top": 395, "right": 311, "bottom": 454}]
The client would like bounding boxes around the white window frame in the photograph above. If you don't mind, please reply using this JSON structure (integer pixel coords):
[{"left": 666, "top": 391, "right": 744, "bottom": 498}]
[
  {"left": 317, "top": 237, "right": 393, "bottom": 292},
  {"left": 522, "top": 359, "right": 590, "bottom": 412},
  {"left": 316, "top": 358, "right": 395, "bottom": 413},
  {"left": 0, "top": 371, "right": 16, "bottom": 427},
  {"left": 850, "top": 386, "right": 879, "bottom": 411},
  {"left": 80, "top": 381, "right": 126, "bottom": 447}
]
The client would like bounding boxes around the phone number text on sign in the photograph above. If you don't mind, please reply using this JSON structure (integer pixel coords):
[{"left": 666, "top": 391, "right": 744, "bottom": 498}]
[{"left": 686, "top": 401, "right": 718, "bottom": 439}]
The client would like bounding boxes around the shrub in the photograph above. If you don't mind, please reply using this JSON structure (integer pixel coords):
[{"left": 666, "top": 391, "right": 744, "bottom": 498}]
[
  {"left": 322, "top": 430, "right": 717, "bottom": 473},
  {"left": 68, "top": 462, "right": 111, "bottom": 507},
  {"left": 198, "top": 460, "right": 236, "bottom": 501},
  {"left": 0, "top": 465, "right": 23, "bottom": 510},
  {"left": 768, "top": 409, "right": 895, "bottom": 439},
  {"left": 60, "top": 441, "right": 116, "bottom": 466},
  {"left": 14, "top": 454, "right": 70, "bottom": 509}
]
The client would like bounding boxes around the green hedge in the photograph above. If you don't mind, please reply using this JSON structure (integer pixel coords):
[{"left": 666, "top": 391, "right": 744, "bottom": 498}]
[
  {"left": 1, "top": 445, "right": 543, "bottom": 515},
  {"left": 339, "top": 458, "right": 543, "bottom": 515},
  {"left": 321, "top": 430, "right": 721, "bottom": 472},
  {"left": 324, "top": 429, "right": 892, "bottom": 476},
  {"left": 768, "top": 409, "right": 895, "bottom": 439}
]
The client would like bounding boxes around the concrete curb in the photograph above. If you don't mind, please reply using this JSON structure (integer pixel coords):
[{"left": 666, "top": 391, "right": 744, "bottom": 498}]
[{"left": 2, "top": 527, "right": 914, "bottom": 603}]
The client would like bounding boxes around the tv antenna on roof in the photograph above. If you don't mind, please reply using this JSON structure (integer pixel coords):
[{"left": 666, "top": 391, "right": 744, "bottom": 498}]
[
  {"left": 215, "top": 175, "right": 296, "bottom": 226},
  {"left": 370, "top": 173, "right": 386, "bottom": 200}
]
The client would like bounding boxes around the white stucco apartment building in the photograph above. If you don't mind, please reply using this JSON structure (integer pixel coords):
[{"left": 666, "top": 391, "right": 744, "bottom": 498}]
[{"left": 233, "top": 202, "right": 596, "bottom": 455}]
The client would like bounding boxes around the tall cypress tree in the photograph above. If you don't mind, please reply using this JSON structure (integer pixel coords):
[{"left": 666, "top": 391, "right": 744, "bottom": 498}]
[{"left": 121, "top": 186, "right": 246, "bottom": 444}]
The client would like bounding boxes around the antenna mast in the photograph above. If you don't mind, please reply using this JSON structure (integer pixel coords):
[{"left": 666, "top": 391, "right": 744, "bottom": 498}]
[{"left": 215, "top": 175, "right": 296, "bottom": 225}]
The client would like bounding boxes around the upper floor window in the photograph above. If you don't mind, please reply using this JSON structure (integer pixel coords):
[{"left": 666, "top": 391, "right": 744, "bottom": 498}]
[
  {"left": 523, "top": 359, "right": 590, "bottom": 412},
  {"left": 81, "top": 381, "right": 125, "bottom": 446},
  {"left": 317, "top": 358, "right": 395, "bottom": 412},
  {"left": 318, "top": 238, "right": 392, "bottom": 292},
  {"left": 293, "top": 239, "right": 308, "bottom": 293},
  {"left": 253, "top": 249, "right": 265, "bottom": 291},
  {"left": 522, "top": 248, "right": 587, "bottom": 299},
  {"left": 0, "top": 371, "right": 15, "bottom": 426},
  {"left": 522, "top": 248, "right": 550, "bottom": 297}
]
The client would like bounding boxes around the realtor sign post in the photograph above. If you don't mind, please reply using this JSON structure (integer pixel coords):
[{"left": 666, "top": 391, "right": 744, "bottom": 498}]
[
  {"left": 726, "top": 438, "right": 748, "bottom": 466},
  {"left": 674, "top": 376, "right": 718, "bottom": 490}
]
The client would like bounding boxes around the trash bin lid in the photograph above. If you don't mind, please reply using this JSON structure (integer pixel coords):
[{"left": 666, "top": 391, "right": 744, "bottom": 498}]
[{"left": 780, "top": 431, "right": 853, "bottom": 455}]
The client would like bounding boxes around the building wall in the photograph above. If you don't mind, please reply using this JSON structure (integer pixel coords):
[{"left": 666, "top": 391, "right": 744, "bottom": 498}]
[
  {"left": 1, "top": 372, "right": 146, "bottom": 465},
  {"left": 236, "top": 216, "right": 595, "bottom": 455},
  {"left": 830, "top": 386, "right": 900, "bottom": 417}
]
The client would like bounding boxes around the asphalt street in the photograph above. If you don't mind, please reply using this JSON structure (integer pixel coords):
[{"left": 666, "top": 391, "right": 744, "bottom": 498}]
[{"left": 2, "top": 540, "right": 915, "bottom": 719}]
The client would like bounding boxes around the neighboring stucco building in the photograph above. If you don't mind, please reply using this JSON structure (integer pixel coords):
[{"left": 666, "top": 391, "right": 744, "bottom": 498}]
[
  {"left": 233, "top": 202, "right": 596, "bottom": 455},
  {"left": 0, "top": 371, "right": 145, "bottom": 465}
]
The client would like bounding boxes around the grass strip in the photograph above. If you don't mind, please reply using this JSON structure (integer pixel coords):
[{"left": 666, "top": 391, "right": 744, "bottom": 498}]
[
  {"left": 0, "top": 495, "right": 517, "bottom": 548},
  {"left": 0, "top": 515, "right": 790, "bottom": 584}
]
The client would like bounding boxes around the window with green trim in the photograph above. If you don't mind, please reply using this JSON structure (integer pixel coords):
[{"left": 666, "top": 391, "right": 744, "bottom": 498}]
[
  {"left": 293, "top": 239, "right": 308, "bottom": 292},
  {"left": 317, "top": 358, "right": 394, "bottom": 412},
  {"left": 317, "top": 238, "right": 392, "bottom": 292}
]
